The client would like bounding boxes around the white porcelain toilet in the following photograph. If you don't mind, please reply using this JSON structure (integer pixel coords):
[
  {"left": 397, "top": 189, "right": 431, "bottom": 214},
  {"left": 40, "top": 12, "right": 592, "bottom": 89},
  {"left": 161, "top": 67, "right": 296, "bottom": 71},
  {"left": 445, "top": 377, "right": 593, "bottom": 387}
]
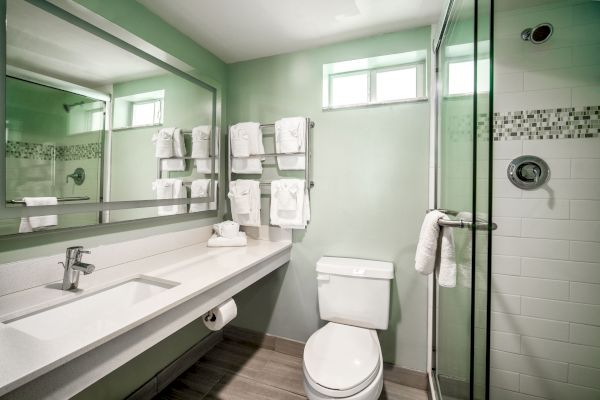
[{"left": 302, "top": 257, "right": 394, "bottom": 400}]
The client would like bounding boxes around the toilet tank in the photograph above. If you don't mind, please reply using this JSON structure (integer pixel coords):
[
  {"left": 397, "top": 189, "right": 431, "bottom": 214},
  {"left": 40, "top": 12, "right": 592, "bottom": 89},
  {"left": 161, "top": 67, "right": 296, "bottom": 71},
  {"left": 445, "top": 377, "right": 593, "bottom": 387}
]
[{"left": 316, "top": 257, "right": 394, "bottom": 330}]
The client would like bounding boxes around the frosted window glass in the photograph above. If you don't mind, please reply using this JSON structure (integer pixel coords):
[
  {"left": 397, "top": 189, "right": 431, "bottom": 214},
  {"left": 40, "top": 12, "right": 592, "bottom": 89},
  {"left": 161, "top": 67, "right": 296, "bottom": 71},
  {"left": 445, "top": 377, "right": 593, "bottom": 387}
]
[
  {"left": 448, "top": 61, "right": 474, "bottom": 95},
  {"left": 330, "top": 73, "right": 368, "bottom": 107},
  {"left": 376, "top": 67, "right": 417, "bottom": 102},
  {"left": 90, "top": 110, "right": 104, "bottom": 131},
  {"left": 131, "top": 101, "right": 159, "bottom": 126}
]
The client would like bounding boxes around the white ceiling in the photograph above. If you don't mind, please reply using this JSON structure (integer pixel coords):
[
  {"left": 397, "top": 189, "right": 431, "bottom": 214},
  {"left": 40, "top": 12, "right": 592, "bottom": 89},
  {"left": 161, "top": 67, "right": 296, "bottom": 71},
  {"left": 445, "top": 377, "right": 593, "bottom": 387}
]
[{"left": 138, "top": 0, "right": 445, "bottom": 63}]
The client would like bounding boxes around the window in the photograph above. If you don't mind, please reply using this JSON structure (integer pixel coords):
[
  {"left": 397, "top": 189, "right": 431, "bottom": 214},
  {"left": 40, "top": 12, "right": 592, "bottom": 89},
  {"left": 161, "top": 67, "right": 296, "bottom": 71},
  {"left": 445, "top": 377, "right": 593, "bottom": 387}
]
[
  {"left": 89, "top": 109, "right": 104, "bottom": 131},
  {"left": 447, "top": 59, "right": 490, "bottom": 96},
  {"left": 131, "top": 99, "right": 162, "bottom": 127},
  {"left": 323, "top": 51, "right": 427, "bottom": 109}
]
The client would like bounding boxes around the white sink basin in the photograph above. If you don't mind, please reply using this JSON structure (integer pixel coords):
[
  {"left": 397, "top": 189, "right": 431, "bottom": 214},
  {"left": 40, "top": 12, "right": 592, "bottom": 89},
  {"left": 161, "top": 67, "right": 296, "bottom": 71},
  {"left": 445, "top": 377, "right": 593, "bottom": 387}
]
[{"left": 3, "top": 276, "right": 179, "bottom": 340}]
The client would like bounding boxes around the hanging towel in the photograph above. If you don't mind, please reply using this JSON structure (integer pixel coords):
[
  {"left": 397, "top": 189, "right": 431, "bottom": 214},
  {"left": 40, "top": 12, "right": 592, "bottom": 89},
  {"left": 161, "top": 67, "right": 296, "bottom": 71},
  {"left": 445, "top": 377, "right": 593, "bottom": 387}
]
[
  {"left": 153, "top": 179, "right": 187, "bottom": 216},
  {"left": 18, "top": 197, "right": 58, "bottom": 233},
  {"left": 415, "top": 210, "right": 444, "bottom": 275},
  {"left": 189, "top": 179, "right": 218, "bottom": 212},
  {"left": 207, "top": 231, "right": 247, "bottom": 247},
  {"left": 230, "top": 122, "right": 264, "bottom": 174},
  {"left": 192, "top": 125, "right": 212, "bottom": 173},
  {"left": 161, "top": 158, "right": 186, "bottom": 172},
  {"left": 437, "top": 221, "right": 457, "bottom": 288},
  {"left": 455, "top": 211, "right": 474, "bottom": 288},
  {"left": 275, "top": 117, "right": 306, "bottom": 170},
  {"left": 152, "top": 128, "right": 174, "bottom": 158},
  {"left": 228, "top": 180, "right": 261, "bottom": 227},
  {"left": 270, "top": 179, "right": 310, "bottom": 229}
]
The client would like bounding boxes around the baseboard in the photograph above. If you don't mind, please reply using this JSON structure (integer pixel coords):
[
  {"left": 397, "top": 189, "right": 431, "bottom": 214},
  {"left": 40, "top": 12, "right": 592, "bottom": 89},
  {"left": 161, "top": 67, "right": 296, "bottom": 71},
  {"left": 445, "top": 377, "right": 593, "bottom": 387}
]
[
  {"left": 126, "top": 331, "right": 223, "bottom": 400},
  {"left": 224, "top": 325, "right": 428, "bottom": 391}
]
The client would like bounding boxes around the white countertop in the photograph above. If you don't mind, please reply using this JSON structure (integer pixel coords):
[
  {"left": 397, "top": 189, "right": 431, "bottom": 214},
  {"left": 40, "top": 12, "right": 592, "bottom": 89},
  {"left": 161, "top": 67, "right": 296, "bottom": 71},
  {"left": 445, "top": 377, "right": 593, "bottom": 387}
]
[{"left": 0, "top": 238, "right": 291, "bottom": 396}]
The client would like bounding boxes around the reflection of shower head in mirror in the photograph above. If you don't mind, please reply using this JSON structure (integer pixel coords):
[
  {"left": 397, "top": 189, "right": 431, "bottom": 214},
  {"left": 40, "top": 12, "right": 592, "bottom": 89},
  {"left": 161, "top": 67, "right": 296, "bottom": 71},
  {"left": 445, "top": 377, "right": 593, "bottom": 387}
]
[{"left": 62, "top": 101, "right": 85, "bottom": 113}]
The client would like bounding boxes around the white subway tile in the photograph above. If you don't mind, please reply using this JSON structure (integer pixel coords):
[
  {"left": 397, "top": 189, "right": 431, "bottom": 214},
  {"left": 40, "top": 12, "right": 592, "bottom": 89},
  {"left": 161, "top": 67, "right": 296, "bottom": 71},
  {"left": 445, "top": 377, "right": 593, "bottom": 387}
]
[
  {"left": 493, "top": 159, "right": 511, "bottom": 179},
  {"left": 495, "top": 140, "right": 523, "bottom": 159},
  {"left": 520, "top": 374, "right": 600, "bottom": 400},
  {"left": 571, "top": 241, "right": 600, "bottom": 263},
  {"left": 569, "top": 220, "right": 600, "bottom": 242},
  {"left": 570, "top": 200, "right": 600, "bottom": 221},
  {"left": 521, "top": 218, "right": 570, "bottom": 240},
  {"left": 491, "top": 293, "right": 522, "bottom": 314},
  {"left": 495, "top": 73, "right": 524, "bottom": 93},
  {"left": 570, "top": 282, "right": 600, "bottom": 305},
  {"left": 520, "top": 336, "right": 600, "bottom": 368},
  {"left": 524, "top": 66, "right": 600, "bottom": 91},
  {"left": 521, "top": 257, "right": 600, "bottom": 284},
  {"left": 521, "top": 296, "right": 600, "bottom": 325},
  {"left": 490, "top": 387, "right": 542, "bottom": 400},
  {"left": 492, "top": 274, "right": 570, "bottom": 300},
  {"left": 495, "top": 88, "right": 572, "bottom": 114},
  {"left": 521, "top": 179, "right": 600, "bottom": 200},
  {"left": 492, "top": 312, "right": 569, "bottom": 340},
  {"left": 523, "top": 138, "right": 600, "bottom": 159},
  {"left": 545, "top": 158, "right": 571, "bottom": 179},
  {"left": 572, "top": 160, "right": 600, "bottom": 179},
  {"left": 570, "top": 323, "right": 600, "bottom": 347},
  {"left": 493, "top": 235, "right": 570, "bottom": 260},
  {"left": 492, "top": 255, "right": 521, "bottom": 275},
  {"left": 491, "top": 331, "right": 521, "bottom": 353},
  {"left": 569, "top": 364, "right": 600, "bottom": 391},
  {"left": 491, "top": 349, "right": 568, "bottom": 381},
  {"left": 494, "top": 178, "right": 523, "bottom": 198},
  {"left": 494, "top": 217, "right": 522, "bottom": 237},
  {"left": 493, "top": 46, "right": 572, "bottom": 75},
  {"left": 572, "top": 85, "right": 600, "bottom": 107},
  {"left": 493, "top": 198, "right": 570, "bottom": 219},
  {"left": 491, "top": 368, "right": 520, "bottom": 391}
]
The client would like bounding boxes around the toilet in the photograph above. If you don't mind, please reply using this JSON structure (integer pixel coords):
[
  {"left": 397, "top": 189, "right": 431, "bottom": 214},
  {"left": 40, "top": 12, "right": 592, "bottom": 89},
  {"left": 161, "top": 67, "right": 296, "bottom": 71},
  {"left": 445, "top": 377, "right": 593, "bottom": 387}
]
[{"left": 302, "top": 257, "right": 394, "bottom": 400}]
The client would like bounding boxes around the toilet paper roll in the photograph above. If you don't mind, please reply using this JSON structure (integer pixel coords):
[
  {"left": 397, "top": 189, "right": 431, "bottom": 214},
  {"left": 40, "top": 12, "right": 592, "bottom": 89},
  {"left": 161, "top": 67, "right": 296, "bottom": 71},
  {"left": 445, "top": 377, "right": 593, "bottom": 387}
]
[{"left": 203, "top": 298, "right": 237, "bottom": 331}]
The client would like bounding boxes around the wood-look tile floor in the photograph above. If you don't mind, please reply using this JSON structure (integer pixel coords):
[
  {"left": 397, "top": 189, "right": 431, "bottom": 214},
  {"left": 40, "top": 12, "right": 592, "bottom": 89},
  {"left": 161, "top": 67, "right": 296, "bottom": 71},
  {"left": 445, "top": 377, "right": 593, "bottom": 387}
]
[{"left": 155, "top": 339, "right": 428, "bottom": 400}]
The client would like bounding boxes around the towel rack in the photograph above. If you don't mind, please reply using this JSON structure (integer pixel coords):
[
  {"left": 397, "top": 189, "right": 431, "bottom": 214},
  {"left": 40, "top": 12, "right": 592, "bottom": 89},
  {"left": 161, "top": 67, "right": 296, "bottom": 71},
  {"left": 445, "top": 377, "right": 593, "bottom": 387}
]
[
  {"left": 7, "top": 196, "right": 91, "bottom": 204},
  {"left": 426, "top": 209, "right": 497, "bottom": 231}
]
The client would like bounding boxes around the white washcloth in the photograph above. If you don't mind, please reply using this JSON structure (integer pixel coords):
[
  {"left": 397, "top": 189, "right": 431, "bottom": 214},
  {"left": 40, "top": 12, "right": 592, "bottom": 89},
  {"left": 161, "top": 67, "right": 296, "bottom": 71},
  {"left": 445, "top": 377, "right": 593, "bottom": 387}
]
[
  {"left": 437, "top": 222, "right": 456, "bottom": 288},
  {"left": 275, "top": 117, "right": 306, "bottom": 170},
  {"left": 270, "top": 179, "right": 310, "bottom": 229},
  {"left": 213, "top": 220, "right": 240, "bottom": 239},
  {"left": 207, "top": 231, "right": 247, "bottom": 247},
  {"left": 152, "top": 129, "right": 174, "bottom": 158},
  {"left": 228, "top": 180, "right": 261, "bottom": 227},
  {"left": 18, "top": 197, "right": 58, "bottom": 233},
  {"left": 161, "top": 158, "right": 186, "bottom": 172},
  {"left": 189, "top": 179, "right": 218, "bottom": 213},
  {"left": 230, "top": 122, "right": 264, "bottom": 174},
  {"left": 153, "top": 179, "right": 187, "bottom": 216}
]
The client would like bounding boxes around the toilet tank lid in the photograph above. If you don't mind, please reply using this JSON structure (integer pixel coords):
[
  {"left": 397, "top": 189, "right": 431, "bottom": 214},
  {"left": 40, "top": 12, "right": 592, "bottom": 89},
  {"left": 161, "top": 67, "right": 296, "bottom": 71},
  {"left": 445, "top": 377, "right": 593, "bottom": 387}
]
[{"left": 316, "top": 257, "right": 394, "bottom": 279}]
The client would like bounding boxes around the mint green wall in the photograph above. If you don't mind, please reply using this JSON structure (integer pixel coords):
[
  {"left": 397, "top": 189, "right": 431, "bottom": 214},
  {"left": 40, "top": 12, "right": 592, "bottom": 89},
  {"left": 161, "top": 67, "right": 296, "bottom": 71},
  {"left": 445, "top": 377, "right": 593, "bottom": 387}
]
[{"left": 227, "top": 27, "right": 431, "bottom": 371}]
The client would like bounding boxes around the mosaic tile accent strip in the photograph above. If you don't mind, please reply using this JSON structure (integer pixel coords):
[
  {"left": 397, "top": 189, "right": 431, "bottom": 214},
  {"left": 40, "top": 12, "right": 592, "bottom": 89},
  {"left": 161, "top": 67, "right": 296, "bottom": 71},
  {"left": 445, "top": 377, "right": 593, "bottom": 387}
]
[
  {"left": 493, "top": 105, "right": 599, "bottom": 141},
  {"left": 6, "top": 141, "right": 101, "bottom": 161}
]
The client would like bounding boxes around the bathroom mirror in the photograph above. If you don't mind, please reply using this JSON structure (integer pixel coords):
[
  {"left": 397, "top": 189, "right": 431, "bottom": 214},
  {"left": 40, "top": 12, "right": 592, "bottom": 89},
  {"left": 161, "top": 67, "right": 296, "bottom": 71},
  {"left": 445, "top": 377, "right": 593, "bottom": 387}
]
[{"left": 1, "top": 0, "right": 219, "bottom": 235}]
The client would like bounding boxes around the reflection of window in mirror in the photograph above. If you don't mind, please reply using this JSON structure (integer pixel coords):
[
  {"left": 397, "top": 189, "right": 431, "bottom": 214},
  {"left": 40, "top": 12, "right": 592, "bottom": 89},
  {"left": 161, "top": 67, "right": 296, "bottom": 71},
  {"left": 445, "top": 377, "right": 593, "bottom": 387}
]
[
  {"left": 131, "top": 99, "right": 162, "bottom": 127},
  {"left": 113, "top": 90, "right": 164, "bottom": 129}
]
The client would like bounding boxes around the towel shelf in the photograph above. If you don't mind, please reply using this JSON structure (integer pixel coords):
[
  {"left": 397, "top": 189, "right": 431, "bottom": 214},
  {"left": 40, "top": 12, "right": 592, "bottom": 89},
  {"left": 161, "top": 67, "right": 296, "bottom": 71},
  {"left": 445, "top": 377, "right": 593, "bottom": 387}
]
[
  {"left": 7, "top": 196, "right": 91, "bottom": 205},
  {"left": 426, "top": 209, "right": 497, "bottom": 231},
  {"left": 233, "top": 151, "right": 305, "bottom": 159}
]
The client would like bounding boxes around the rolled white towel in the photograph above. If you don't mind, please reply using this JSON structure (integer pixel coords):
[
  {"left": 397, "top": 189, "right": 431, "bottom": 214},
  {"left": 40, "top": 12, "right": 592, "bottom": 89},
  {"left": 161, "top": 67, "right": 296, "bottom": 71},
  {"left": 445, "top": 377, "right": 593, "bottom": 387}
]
[
  {"left": 415, "top": 210, "right": 445, "bottom": 275},
  {"left": 191, "top": 126, "right": 210, "bottom": 159},
  {"left": 213, "top": 220, "right": 240, "bottom": 239},
  {"left": 207, "top": 232, "right": 247, "bottom": 247},
  {"left": 152, "top": 129, "right": 174, "bottom": 158},
  {"left": 173, "top": 128, "right": 186, "bottom": 158},
  {"left": 437, "top": 222, "right": 457, "bottom": 288}
]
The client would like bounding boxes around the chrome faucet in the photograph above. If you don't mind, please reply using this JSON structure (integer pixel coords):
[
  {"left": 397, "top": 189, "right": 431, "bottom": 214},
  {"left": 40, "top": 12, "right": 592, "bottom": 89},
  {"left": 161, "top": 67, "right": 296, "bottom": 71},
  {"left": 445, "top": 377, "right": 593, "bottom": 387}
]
[{"left": 59, "top": 246, "right": 95, "bottom": 290}]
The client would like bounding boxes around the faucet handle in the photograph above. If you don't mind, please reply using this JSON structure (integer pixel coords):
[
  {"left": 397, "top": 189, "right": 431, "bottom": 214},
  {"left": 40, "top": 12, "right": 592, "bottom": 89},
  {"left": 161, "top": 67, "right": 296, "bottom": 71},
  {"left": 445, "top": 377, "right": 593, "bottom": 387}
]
[{"left": 79, "top": 249, "right": 91, "bottom": 255}]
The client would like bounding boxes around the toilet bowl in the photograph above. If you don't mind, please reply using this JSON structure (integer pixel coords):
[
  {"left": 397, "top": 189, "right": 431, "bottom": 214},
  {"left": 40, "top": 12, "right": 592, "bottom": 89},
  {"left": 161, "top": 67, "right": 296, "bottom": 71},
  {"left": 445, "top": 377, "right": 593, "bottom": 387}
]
[{"left": 302, "top": 322, "right": 383, "bottom": 399}]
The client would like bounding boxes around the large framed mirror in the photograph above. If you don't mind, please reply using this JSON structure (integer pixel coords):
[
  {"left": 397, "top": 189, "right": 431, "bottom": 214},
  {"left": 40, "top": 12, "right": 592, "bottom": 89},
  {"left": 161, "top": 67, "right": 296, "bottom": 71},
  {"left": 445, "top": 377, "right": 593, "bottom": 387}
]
[{"left": 0, "top": 0, "right": 220, "bottom": 236}]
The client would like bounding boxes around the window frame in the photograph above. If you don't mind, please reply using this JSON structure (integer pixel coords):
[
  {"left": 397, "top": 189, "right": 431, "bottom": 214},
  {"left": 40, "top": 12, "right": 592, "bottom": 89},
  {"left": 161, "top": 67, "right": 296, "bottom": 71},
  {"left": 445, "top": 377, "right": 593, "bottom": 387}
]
[
  {"left": 130, "top": 98, "right": 163, "bottom": 128},
  {"left": 444, "top": 57, "right": 491, "bottom": 97},
  {"left": 325, "top": 61, "right": 427, "bottom": 110}
]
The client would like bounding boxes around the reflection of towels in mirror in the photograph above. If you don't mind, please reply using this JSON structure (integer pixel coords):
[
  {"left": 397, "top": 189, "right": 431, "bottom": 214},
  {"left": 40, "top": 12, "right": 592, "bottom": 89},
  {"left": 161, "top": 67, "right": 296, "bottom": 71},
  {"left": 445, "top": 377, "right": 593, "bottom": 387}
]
[
  {"left": 152, "top": 128, "right": 174, "bottom": 158},
  {"left": 189, "top": 179, "right": 218, "bottom": 213},
  {"left": 275, "top": 117, "right": 306, "bottom": 170},
  {"left": 192, "top": 125, "right": 219, "bottom": 174},
  {"left": 153, "top": 128, "right": 186, "bottom": 171},
  {"left": 153, "top": 179, "right": 187, "bottom": 216},
  {"left": 18, "top": 197, "right": 58, "bottom": 233},
  {"left": 228, "top": 180, "right": 260, "bottom": 226}
]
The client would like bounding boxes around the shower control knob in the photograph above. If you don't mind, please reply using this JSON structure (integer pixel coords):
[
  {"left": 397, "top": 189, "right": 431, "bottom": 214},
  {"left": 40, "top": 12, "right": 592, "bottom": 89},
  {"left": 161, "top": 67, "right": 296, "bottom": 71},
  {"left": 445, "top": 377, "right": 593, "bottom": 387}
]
[{"left": 507, "top": 155, "right": 549, "bottom": 190}]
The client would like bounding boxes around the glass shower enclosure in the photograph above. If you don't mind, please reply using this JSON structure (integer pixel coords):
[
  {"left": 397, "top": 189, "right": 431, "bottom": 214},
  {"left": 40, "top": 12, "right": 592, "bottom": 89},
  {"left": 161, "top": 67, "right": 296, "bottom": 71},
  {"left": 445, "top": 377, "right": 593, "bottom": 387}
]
[{"left": 432, "top": 0, "right": 493, "bottom": 398}]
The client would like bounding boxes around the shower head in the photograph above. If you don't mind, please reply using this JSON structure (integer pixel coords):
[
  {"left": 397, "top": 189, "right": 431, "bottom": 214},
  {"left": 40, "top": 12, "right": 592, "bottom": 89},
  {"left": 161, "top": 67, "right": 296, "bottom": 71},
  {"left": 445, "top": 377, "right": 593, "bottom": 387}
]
[
  {"left": 62, "top": 101, "right": 85, "bottom": 113},
  {"left": 521, "top": 23, "right": 553, "bottom": 44}
]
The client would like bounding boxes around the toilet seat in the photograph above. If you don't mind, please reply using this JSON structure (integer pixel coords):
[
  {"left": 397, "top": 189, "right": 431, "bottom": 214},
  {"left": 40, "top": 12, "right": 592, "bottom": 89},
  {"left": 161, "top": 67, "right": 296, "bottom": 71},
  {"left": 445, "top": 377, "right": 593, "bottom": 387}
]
[{"left": 303, "top": 322, "right": 381, "bottom": 398}]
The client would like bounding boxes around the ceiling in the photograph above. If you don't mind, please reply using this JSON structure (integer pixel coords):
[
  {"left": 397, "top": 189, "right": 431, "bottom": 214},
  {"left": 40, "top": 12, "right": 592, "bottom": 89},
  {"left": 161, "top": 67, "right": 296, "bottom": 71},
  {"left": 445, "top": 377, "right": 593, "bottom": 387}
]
[{"left": 138, "top": 0, "right": 445, "bottom": 63}]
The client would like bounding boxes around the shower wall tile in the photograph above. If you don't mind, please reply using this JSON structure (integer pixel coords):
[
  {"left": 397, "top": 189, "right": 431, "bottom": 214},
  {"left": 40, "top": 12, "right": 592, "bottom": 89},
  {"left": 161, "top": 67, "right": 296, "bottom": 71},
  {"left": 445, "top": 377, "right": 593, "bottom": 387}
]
[
  {"left": 569, "top": 323, "right": 600, "bottom": 347},
  {"left": 520, "top": 257, "right": 600, "bottom": 284},
  {"left": 571, "top": 159, "right": 600, "bottom": 178},
  {"left": 491, "top": 368, "right": 520, "bottom": 391},
  {"left": 568, "top": 364, "right": 600, "bottom": 391},
  {"left": 520, "top": 336, "right": 600, "bottom": 368},
  {"left": 572, "top": 85, "right": 600, "bottom": 107},
  {"left": 570, "top": 200, "right": 600, "bottom": 220},
  {"left": 519, "top": 374, "right": 600, "bottom": 400},
  {"left": 491, "top": 331, "right": 522, "bottom": 353},
  {"left": 490, "top": 349, "right": 568, "bottom": 381},
  {"left": 569, "top": 282, "right": 600, "bottom": 305}
]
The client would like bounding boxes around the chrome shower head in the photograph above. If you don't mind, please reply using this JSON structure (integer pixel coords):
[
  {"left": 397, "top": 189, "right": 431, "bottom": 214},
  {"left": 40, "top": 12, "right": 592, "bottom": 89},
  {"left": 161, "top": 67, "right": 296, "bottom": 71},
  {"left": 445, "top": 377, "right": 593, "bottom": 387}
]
[
  {"left": 521, "top": 23, "right": 553, "bottom": 44},
  {"left": 62, "top": 101, "right": 85, "bottom": 113}
]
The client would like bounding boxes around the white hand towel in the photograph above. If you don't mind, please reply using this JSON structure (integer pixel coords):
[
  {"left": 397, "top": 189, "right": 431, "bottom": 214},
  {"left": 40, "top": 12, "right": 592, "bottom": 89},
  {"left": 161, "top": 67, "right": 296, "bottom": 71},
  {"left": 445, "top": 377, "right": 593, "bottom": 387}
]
[
  {"left": 228, "top": 180, "right": 260, "bottom": 227},
  {"left": 437, "top": 221, "right": 457, "bottom": 288},
  {"left": 415, "top": 210, "right": 444, "bottom": 275},
  {"left": 153, "top": 179, "right": 186, "bottom": 216},
  {"left": 213, "top": 220, "right": 240, "bottom": 239},
  {"left": 152, "top": 128, "right": 174, "bottom": 158},
  {"left": 174, "top": 179, "right": 188, "bottom": 215},
  {"left": 207, "top": 231, "right": 247, "bottom": 247},
  {"left": 270, "top": 179, "right": 310, "bottom": 229},
  {"left": 455, "top": 211, "right": 473, "bottom": 288},
  {"left": 18, "top": 197, "right": 58, "bottom": 233},
  {"left": 190, "top": 179, "right": 213, "bottom": 213},
  {"left": 161, "top": 158, "right": 186, "bottom": 171},
  {"left": 230, "top": 122, "right": 264, "bottom": 174},
  {"left": 193, "top": 126, "right": 219, "bottom": 174},
  {"left": 173, "top": 128, "right": 186, "bottom": 158},
  {"left": 275, "top": 117, "right": 306, "bottom": 171}
]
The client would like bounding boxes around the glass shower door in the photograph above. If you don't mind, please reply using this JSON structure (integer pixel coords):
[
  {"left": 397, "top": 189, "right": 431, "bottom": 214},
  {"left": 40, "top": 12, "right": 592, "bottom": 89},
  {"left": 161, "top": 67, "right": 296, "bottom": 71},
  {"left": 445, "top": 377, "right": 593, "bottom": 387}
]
[{"left": 434, "top": 0, "right": 492, "bottom": 398}]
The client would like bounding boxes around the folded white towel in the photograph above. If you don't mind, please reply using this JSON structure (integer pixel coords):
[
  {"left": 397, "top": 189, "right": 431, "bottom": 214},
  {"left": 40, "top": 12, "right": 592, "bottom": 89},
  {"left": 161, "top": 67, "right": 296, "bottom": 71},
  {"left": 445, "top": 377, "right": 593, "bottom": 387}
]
[
  {"left": 415, "top": 210, "right": 444, "bottom": 275},
  {"left": 189, "top": 179, "right": 218, "bottom": 213},
  {"left": 213, "top": 220, "right": 240, "bottom": 239},
  {"left": 270, "top": 179, "right": 310, "bottom": 229},
  {"left": 207, "top": 232, "right": 247, "bottom": 247},
  {"left": 275, "top": 117, "right": 306, "bottom": 171},
  {"left": 18, "top": 197, "right": 58, "bottom": 233},
  {"left": 161, "top": 158, "right": 186, "bottom": 172},
  {"left": 437, "top": 222, "right": 456, "bottom": 288},
  {"left": 173, "top": 128, "right": 186, "bottom": 158},
  {"left": 193, "top": 126, "right": 219, "bottom": 174},
  {"left": 152, "top": 129, "right": 174, "bottom": 158},
  {"left": 230, "top": 122, "right": 264, "bottom": 174},
  {"left": 153, "top": 179, "right": 187, "bottom": 216},
  {"left": 228, "top": 180, "right": 260, "bottom": 227}
]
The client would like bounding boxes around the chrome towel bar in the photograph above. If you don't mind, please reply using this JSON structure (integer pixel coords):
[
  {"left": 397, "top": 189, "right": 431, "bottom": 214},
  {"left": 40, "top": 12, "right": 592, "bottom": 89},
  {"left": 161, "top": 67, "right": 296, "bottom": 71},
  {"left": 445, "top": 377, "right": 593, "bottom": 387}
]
[
  {"left": 7, "top": 196, "right": 91, "bottom": 204},
  {"left": 426, "top": 209, "right": 498, "bottom": 231}
]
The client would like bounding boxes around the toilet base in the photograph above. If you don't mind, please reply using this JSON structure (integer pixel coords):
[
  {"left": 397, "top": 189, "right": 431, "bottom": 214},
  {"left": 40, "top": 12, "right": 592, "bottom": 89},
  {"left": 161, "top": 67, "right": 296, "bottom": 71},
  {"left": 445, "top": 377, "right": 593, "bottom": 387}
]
[{"left": 302, "top": 360, "right": 384, "bottom": 400}]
